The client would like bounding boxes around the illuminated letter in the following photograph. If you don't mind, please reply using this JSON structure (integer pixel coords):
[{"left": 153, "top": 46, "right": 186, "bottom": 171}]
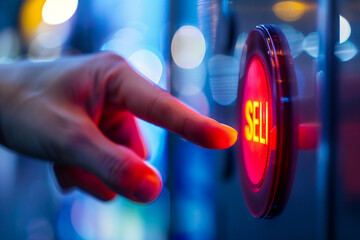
[
  {"left": 266, "top": 101, "right": 268, "bottom": 144},
  {"left": 260, "top": 102, "right": 266, "bottom": 144},
  {"left": 244, "top": 100, "right": 253, "bottom": 141},
  {"left": 253, "top": 101, "right": 259, "bottom": 142}
]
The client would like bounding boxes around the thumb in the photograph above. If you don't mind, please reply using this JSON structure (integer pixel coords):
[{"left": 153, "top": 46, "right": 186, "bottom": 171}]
[{"left": 61, "top": 120, "right": 162, "bottom": 203}]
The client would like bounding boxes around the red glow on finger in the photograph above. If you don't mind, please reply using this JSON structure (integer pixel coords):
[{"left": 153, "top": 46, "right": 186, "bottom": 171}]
[
  {"left": 133, "top": 172, "right": 162, "bottom": 203},
  {"left": 184, "top": 117, "right": 238, "bottom": 149},
  {"left": 203, "top": 123, "right": 238, "bottom": 149},
  {"left": 219, "top": 124, "right": 238, "bottom": 147},
  {"left": 99, "top": 110, "right": 148, "bottom": 159},
  {"left": 54, "top": 160, "right": 162, "bottom": 203},
  {"left": 105, "top": 157, "right": 163, "bottom": 203},
  {"left": 54, "top": 165, "right": 116, "bottom": 201},
  {"left": 129, "top": 163, "right": 163, "bottom": 203}
]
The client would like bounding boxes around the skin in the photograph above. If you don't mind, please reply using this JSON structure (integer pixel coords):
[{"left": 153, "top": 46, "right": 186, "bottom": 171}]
[{"left": 0, "top": 52, "right": 238, "bottom": 203}]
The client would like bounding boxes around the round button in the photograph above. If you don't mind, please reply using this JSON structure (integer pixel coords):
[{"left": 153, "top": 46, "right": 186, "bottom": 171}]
[{"left": 236, "top": 25, "right": 297, "bottom": 218}]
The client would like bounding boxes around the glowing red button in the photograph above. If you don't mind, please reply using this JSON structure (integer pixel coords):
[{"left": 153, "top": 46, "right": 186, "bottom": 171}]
[{"left": 241, "top": 56, "right": 273, "bottom": 186}]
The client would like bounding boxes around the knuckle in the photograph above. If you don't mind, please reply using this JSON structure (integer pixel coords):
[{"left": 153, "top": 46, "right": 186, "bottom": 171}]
[
  {"left": 58, "top": 118, "right": 93, "bottom": 158},
  {"left": 66, "top": 126, "right": 88, "bottom": 149},
  {"left": 94, "top": 52, "right": 126, "bottom": 63},
  {"left": 146, "top": 87, "right": 171, "bottom": 120},
  {"left": 88, "top": 52, "right": 129, "bottom": 98},
  {"left": 81, "top": 52, "right": 127, "bottom": 77},
  {"left": 102, "top": 151, "right": 132, "bottom": 185}
]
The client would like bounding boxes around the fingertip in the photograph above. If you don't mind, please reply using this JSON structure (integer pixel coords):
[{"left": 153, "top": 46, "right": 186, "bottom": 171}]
[
  {"left": 218, "top": 123, "right": 238, "bottom": 148},
  {"left": 132, "top": 172, "right": 162, "bottom": 203},
  {"left": 194, "top": 120, "right": 238, "bottom": 149},
  {"left": 131, "top": 163, "right": 163, "bottom": 203}
]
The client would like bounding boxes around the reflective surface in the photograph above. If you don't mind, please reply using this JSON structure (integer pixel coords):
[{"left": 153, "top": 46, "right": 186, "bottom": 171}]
[{"left": 237, "top": 25, "right": 298, "bottom": 218}]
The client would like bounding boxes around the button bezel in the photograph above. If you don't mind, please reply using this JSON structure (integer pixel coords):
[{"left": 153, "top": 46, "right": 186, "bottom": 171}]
[{"left": 236, "top": 25, "right": 298, "bottom": 218}]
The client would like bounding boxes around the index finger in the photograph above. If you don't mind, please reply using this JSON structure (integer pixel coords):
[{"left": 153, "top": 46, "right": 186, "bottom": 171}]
[{"left": 107, "top": 62, "right": 237, "bottom": 149}]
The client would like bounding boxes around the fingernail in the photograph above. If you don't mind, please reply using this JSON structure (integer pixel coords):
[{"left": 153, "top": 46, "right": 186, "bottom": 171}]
[
  {"left": 219, "top": 123, "right": 238, "bottom": 148},
  {"left": 133, "top": 173, "right": 162, "bottom": 203}
]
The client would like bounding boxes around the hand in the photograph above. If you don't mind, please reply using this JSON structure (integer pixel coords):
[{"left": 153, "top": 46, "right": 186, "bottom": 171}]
[{"left": 0, "top": 53, "right": 237, "bottom": 203}]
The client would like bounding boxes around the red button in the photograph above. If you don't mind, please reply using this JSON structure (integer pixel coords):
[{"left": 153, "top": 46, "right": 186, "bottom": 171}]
[{"left": 241, "top": 56, "right": 273, "bottom": 186}]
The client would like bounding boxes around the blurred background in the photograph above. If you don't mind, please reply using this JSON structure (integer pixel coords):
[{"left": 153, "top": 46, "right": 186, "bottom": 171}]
[{"left": 0, "top": 0, "right": 359, "bottom": 239}]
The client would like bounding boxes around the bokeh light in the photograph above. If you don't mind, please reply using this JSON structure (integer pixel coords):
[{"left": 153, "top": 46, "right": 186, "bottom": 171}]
[
  {"left": 234, "top": 33, "right": 248, "bottom": 60},
  {"left": 32, "top": 23, "right": 70, "bottom": 49},
  {"left": 279, "top": 25, "right": 304, "bottom": 58},
  {"left": 272, "top": 1, "right": 308, "bottom": 22},
  {"left": 27, "top": 22, "right": 71, "bottom": 62},
  {"left": 128, "top": 50, "right": 163, "bottom": 84},
  {"left": 42, "top": 0, "right": 78, "bottom": 25},
  {"left": 28, "top": 39, "right": 62, "bottom": 62},
  {"left": 136, "top": 119, "right": 167, "bottom": 179},
  {"left": 171, "top": 25, "right": 206, "bottom": 69},
  {"left": 0, "top": 28, "right": 20, "bottom": 60},
  {"left": 172, "top": 62, "right": 206, "bottom": 96},
  {"left": 70, "top": 198, "right": 122, "bottom": 240},
  {"left": 335, "top": 41, "right": 358, "bottom": 62},
  {"left": 302, "top": 32, "right": 319, "bottom": 58},
  {"left": 19, "top": 0, "right": 46, "bottom": 41},
  {"left": 178, "top": 91, "right": 210, "bottom": 117},
  {"left": 208, "top": 54, "right": 239, "bottom": 105},
  {"left": 19, "top": 0, "right": 73, "bottom": 61},
  {"left": 101, "top": 28, "right": 143, "bottom": 59},
  {"left": 339, "top": 15, "right": 351, "bottom": 44}
]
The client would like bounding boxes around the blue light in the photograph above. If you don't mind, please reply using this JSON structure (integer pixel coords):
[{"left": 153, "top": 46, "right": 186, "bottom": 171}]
[
  {"left": 303, "top": 32, "right": 319, "bottom": 58},
  {"left": 208, "top": 54, "right": 239, "bottom": 105},
  {"left": 137, "top": 119, "right": 167, "bottom": 181},
  {"left": 335, "top": 40, "right": 358, "bottom": 62}
]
